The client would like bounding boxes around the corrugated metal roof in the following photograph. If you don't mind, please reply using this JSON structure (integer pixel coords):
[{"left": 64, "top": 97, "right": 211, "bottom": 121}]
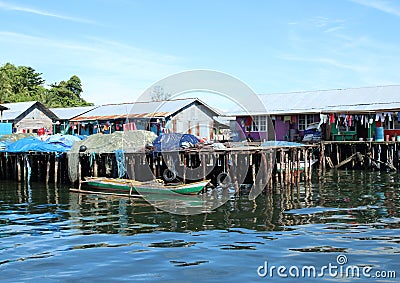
[
  {"left": 70, "top": 98, "right": 204, "bottom": 121},
  {"left": 1, "top": 101, "right": 38, "bottom": 120},
  {"left": 229, "top": 85, "right": 400, "bottom": 115},
  {"left": 50, "top": 106, "right": 97, "bottom": 120}
]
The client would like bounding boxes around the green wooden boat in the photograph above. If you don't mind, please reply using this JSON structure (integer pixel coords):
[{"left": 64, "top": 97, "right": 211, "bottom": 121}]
[{"left": 81, "top": 177, "right": 209, "bottom": 195}]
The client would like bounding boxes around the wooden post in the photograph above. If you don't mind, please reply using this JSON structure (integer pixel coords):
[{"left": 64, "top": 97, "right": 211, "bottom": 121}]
[
  {"left": 336, "top": 144, "right": 340, "bottom": 166},
  {"left": 54, "top": 156, "right": 59, "bottom": 184},
  {"left": 233, "top": 153, "right": 239, "bottom": 195},
  {"left": 11, "top": 155, "right": 16, "bottom": 181},
  {"left": 251, "top": 153, "right": 256, "bottom": 187},
  {"left": 93, "top": 154, "right": 98, "bottom": 177},
  {"left": 46, "top": 155, "right": 51, "bottom": 184},
  {"left": 309, "top": 149, "right": 313, "bottom": 181},
  {"left": 318, "top": 142, "right": 325, "bottom": 178},
  {"left": 262, "top": 151, "right": 269, "bottom": 191},
  {"left": 289, "top": 149, "right": 294, "bottom": 185},
  {"left": 152, "top": 155, "right": 157, "bottom": 180},
  {"left": 23, "top": 155, "right": 27, "bottom": 182},
  {"left": 297, "top": 148, "right": 301, "bottom": 186},
  {"left": 78, "top": 156, "right": 82, "bottom": 185},
  {"left": 16, "top": 155, "right": 21, "bottom": 182},
  {"left": 270, "top": 150, "right": 275, "bottom": 187},
  {"left": 130, "top": 155, "right": 136, "bottom": 180},
  {"left": 303, "top": 148, "right": 308, "bottom": 183},
  {"left": 0, "top": 154, "right": 4, "bottom": 179},
  {"left": 285, "top": 150, "right": 289, "bottom": 185},
  {"left": 183, "top": 153, "right": 187, "bottom": 183},
  {"left": 279, "top": 149, "right": 284, "bottom": 186}
]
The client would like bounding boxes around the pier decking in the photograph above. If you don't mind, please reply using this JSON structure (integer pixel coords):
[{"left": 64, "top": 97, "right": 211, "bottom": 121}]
[{"left": 1, "top": 141, "right": 400, "bottom": 194}]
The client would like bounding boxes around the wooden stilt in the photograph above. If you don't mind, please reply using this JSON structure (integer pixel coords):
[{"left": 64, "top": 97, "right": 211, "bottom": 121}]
[
  {"left": 23, "top": 155, "right": 27, "bottom": 182},
  {"left": 54, "top": 156, "right": 59, "bottom": 184},
  {"left": 17, "top": 155, "right": 21, "bottom": 182},
  {"left": 78, "top": 156, "right": 82, "bottom": 185},
  {"left": 46, "top": 155, "right": 51, "bottom": 184},
  {"left": 93, "top": 155, "right": 98, "bottom": 177}
]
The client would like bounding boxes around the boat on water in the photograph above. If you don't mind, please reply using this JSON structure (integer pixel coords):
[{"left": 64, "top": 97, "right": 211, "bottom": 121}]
[{"left": 74, "top": 177, "right": 210, "bottom": 196}]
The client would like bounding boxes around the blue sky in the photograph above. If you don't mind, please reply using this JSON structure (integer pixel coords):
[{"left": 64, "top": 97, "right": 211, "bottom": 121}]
[{"left": 1, "top": 0, "right": 400, "bottom": 106}]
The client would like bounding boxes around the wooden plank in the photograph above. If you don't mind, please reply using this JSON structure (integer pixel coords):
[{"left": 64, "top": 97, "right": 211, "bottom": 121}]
[{"left": 335, "top": 153, "right": 357, "bottom": 169}]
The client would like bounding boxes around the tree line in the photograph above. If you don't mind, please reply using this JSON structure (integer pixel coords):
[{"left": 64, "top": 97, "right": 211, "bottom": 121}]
[{"left": 0, "top": 62, "right": 93, "bottom": 107}]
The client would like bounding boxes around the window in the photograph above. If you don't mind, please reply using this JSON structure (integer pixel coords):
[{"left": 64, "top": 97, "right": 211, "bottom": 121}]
[
  {"left": 387, "top": 116, "right": 400, "bottom": 130},
  {"left": 298, "top": 114, "right": 315, "bottom": 131},
  {"left": 251, "top": 116, "right": 267, "bottom": 132}
]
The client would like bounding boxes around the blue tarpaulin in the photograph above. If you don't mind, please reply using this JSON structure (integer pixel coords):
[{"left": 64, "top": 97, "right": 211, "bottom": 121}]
[
  {"left": 153, "top": 133, "right": 199, "bottom": 152},
  {"left": 4, "top": 137, "right": 68, "bottom": 153},
  {"left": 45, "top": 134, "right": 85, "bottom": 149}
]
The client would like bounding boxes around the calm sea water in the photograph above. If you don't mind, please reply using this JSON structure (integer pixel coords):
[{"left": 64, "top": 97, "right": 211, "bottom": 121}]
[{"left": 0, "top": 170, "right": 399, "bottom": 282}]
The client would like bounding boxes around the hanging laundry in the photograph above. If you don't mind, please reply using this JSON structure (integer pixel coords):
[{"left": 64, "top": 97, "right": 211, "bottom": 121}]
[
  {"left": 388, "top": 113, "right": 392, "bottom": 122},
  {"left": 245, "top": 117, "right": 252, "bottom": 126},
  {"left": 330, "top": 114, "right": 335, "bottom": 124},
  {"left": 398, "top": 112, "right": 400, "bottom": 122},
  {"left": 318, "top": 114, "right": 325, "bottom": 130}
]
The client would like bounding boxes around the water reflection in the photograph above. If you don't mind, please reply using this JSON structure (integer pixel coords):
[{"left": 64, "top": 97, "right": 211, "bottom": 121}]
[
  {"left": 0, "top": 172, "right": 399, "bottom": 282},
  {"left": 1, "top": 170, "right": 399, "bottom": 236}
]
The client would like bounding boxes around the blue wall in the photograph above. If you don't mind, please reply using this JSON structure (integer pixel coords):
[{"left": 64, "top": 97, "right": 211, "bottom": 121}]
[{"left": 0, "top": 123, "right": 12, "bottom": 135}]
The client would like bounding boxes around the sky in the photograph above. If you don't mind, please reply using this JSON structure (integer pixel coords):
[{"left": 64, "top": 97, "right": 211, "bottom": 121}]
[{"left": 1, "top": 0, "right": 400, "bottom": 108}]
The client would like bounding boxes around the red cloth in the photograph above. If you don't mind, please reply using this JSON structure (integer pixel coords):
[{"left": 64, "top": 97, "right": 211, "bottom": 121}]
[
  {"left": 123, "top": 122, "right": 137, "bottom": 131},
  {"left": 245, "top": 117, "right": 252, "bottom": 126}
]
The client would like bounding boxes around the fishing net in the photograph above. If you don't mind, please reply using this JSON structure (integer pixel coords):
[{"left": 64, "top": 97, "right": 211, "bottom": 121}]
[{"left": 67, "top": 130, "right": 157, "bottom": 182}]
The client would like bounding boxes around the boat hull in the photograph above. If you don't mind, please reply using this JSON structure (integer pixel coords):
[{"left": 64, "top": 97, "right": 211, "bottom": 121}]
[{"left": 84, "top": 177, "right": 209, "bottom": 195}]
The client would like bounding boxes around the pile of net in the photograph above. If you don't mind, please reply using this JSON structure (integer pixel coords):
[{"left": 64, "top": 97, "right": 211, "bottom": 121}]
[{"left": 68, "top": 130, "right": 157, "bottom": 182}]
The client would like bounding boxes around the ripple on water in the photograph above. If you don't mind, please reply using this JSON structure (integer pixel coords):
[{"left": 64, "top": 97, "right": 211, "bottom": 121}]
[{"left": 0, "top": 172, "right": 399, "bottom": 282}]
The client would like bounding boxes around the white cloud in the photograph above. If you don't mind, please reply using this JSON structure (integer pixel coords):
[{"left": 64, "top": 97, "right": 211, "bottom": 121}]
[
  {"left": 0, "top": 0, "right": 96, "bottom": 24},
  {"left": 0, "top": 31, "right": 97, "bottom": 52},
  {"left": 280, "top": 55, "right": 368, "bottom": 72},
  {"left": 0, "top": 31, "right": 186, "bottom": 104},
  {"left": 351, "top": 0, "right": 400, "bottom": 17}
]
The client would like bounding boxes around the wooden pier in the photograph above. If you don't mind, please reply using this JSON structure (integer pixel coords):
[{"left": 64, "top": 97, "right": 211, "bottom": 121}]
[
  {"left": 319, "top": 141, "right": 400, "bottom": 172},
  {"left": 1, "top": 141, "right": 400, "bottom": 193},
  {"left": 0, "top": 152, "right": 68, "bottom": 184},
  {"left": 74, "top": 144, "right": 319, "bottom": 192}
]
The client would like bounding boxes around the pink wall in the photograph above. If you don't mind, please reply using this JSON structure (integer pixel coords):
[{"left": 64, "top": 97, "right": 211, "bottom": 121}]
[{"left": 235, "top": 114, "right": 321, "bottom": 141}]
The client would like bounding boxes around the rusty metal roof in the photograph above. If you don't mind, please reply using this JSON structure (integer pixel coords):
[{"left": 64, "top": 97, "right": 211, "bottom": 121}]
[{"left": 70, "top": 99, "right": 200, "bottom": 122}]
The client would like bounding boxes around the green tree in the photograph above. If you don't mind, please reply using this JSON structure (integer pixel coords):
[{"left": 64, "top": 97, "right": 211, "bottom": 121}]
[
  {"left": 48, "top": 75, "right": 92, "bottom": 107},
  {"left": 0, "top": 63, "right": 93, "bottom": 107},
  {"left": 0, "top": 62, "right": 46, "bottom": 103}
]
